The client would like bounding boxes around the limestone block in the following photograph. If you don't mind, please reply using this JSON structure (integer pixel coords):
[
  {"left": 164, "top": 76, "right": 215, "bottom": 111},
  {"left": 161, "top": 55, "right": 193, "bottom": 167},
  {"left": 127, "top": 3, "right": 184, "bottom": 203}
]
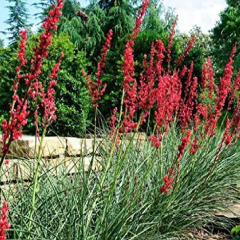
[
  {"left": 83, "top": 138, "right": 105, "bottom": 155},
  {"left": 1, "top": 159, "right": 19, "bottom": 182},
  {"left": 65, "top": 137, "right": 84, "bottom": 156},
  {"left": 0, "top": 136, "right": 67, "bottom": 158},
  {"left": 215, "top": 203, "right": 240, "bottom": 218}
]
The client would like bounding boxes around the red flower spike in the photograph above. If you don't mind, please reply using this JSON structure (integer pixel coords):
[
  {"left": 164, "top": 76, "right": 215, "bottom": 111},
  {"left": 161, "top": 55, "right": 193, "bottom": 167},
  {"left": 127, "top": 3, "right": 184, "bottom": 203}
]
[
  {"left": 167, "top": 16, "right": 178, "bottom": 69},
  {"left": 149, "top": 135, "right": 161, "bottom": 148},
  {"left": 177, "top": 130, "right": 192, "bottom": 159},
  {"left": 41, "top": 53, "right": 64, "bottom": 128},
  {"left": 0, "top": 201, "right": 10, "bottom": 240},
  {"left": 207, "top": 57, "right": 215, "bottom": 99},
  {"left": 121, "top": 0, "right": 150, "bottom": 132},
  {"left": 84, "top": 29, "right": 113, "bottom": 109},
  {"left": 132, "top": 0, "right": 150, "bottom": 40},
  {"left": 190, "top": 135, "right": 199, "bottom": 154},
  {"left": 175, "top": 35, "right": 196, "bottom": 66},
  {"left": 215, "top": 43, "right": 237, "bottom": 114},
  {"left": 1, "top": 0, "right": 64, "bottom": 155},
  {"left": 228, "top": 69, "right": 240, "bottom": 110},
  {"left": 160, "top": 169, "right": 174, "bottom": 194}
]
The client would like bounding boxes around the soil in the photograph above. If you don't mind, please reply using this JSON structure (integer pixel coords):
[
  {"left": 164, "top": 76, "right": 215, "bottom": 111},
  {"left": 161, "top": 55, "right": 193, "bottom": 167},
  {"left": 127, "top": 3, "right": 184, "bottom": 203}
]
[{"left": 187, "top": 228, "right": 232, "bottom": 240}]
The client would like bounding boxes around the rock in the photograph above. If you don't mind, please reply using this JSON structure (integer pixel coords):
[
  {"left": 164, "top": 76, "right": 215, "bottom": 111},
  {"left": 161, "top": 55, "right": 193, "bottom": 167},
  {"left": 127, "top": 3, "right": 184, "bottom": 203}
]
[
  {"left": 65, "top": 137, "right": 84, "bottom": 156},
  {"left": 0, "top": 136, "right": 67, "bottom": 158},
  {"left": 215, "top": 202, "right": 240, "bottom": 219}
]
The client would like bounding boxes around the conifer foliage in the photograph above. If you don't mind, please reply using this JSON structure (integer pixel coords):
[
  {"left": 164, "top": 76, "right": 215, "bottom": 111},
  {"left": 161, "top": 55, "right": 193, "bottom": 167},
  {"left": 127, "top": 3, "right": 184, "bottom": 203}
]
[{"left": 2, "top": 0, "right": 31, "bottom": 44}]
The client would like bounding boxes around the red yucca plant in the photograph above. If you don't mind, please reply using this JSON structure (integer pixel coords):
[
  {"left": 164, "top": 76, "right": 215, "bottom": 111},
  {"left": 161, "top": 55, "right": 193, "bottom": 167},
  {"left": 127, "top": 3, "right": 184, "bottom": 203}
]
[
  {"left": 90, "top": 1, "right": 240, "bottom": 195},
  {"left": 1, "top": 0, "right": 65, "bottom": 167},
  {"left": 0, "top": 0, "right": 65, "bottom": 237},
  {"left": 0, "top": 0, "right": 240, "bottom": 238}
]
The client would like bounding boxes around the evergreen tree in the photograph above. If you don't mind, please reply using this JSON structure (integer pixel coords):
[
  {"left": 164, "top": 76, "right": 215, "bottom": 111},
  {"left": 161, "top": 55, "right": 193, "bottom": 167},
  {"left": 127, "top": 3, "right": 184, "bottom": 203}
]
[
  {"left": 0, "top": 39, "right": 4, "bottom": 48},
  {"left": 2, "top": 0, "right": 31, "bottom": 44},
  {"left": 210, "top": 0, "right": 240, "bottom": 76},
  {"left": 32, "top": 0, "right": 56, "bottom": 22}
]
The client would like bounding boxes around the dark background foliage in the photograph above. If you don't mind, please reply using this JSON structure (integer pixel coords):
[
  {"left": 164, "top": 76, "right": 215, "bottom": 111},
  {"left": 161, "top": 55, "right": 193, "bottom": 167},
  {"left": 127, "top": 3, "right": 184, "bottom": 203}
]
[{"left": 0, "top": 0, "right": 239, "bottom": 136}]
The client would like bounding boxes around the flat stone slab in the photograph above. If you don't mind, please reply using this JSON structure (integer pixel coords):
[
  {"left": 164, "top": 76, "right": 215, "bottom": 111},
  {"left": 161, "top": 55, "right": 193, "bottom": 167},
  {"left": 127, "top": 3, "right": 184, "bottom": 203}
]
[
  {"left": 215, "top": 202, "right": 240, "bottom": 218},
  {"left": 0, "top": 136, "right": 66, "bottom": 158}
]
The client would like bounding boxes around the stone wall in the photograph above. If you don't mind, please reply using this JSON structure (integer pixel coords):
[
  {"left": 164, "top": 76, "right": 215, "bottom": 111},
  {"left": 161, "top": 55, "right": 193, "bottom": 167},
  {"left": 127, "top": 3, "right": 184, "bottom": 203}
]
[{"left": 0, "top": 133, "right": 146, "bottom": 183}]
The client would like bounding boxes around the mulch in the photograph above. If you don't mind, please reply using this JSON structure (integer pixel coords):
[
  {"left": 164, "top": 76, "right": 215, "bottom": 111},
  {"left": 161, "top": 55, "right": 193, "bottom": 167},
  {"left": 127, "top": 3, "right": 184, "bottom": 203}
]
[{"left": 186, "top": 228, "right": 232, "bottom": 240}]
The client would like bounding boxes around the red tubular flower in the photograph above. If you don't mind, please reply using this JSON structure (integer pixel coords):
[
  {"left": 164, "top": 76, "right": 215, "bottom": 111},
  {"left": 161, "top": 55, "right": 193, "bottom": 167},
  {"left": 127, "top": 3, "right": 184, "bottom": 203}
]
[
  {"left": 149, "top": 135, "right": 162, "bottom": 148},
  {"left": 179, "top": 65, "right": 187, "bottom": 79},
  {"left": 166, "top": 16, "right": 178, "bottom": 68},
  {"left": 0, "top": 201, "right": 10, "bottom": 240},
  {"left": 160, "top": 168, "right": 174, "bottom": 194},
  {"left": 190, "top": 135, "right": 199, "bottom": 154},
  {"left": 177, "top": 130, "right": 191, "bottom": 159},
  {"left": 83, "top": 29, "right": 113, "bottom": 109}
]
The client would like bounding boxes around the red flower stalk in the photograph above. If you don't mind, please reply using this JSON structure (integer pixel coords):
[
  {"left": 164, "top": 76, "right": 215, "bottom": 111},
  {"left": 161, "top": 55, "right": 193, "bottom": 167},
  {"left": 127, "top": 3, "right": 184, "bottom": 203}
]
[
  {"left": 27, "top": 0, "right": 64, "bottom": 89},
  {"left": 205, "top": 44, "right": 237, "bottom": 136},
  {"left": 149, "top": 134, "right": 162, "bottom": 148},
  {"left": 132, "top": 0, "right": 150, "bottom": 40},
  {"left": 166, "top": 16, "right": 178, "bottom": 69},
  {"left": 154, "top": 72, "right": 182, "bottom": 133},
  {"left": 228, "top": 68, "right": 240, "bottom": 110},
  {"left": 215, "top": 43, "right": 237, "bottom": 115},
  {"left": 207, "top": 57, "right": 215, "bottom": 99},
  {"left": 122, "top": 39, "right": 138, "bottom": 131},
  {"left": 84, "top": 29, "right": 113, "bottom": 109},
  {"left": 175, "top": 35, "right": 196, "bottom": 66},
  {"left": 1, "top": 0, "right": 64, "bottom": 159},
  {"left": 179, "top": 76, "right": 198, "bottom": 132},
  {"left": 232, "top": 101, "right": 240, "bottom": 137},
  {"left": 179, "top": 65, "right": 187, "bottom": 79},
  {"left": 190, "top": 135, "right": 199, "bottom": 154},
  {"left": 201, "top": 62, "right": 207, "bottom": 92},
  {"left": 220, "top": 117, "right": 233, "bottom": 148},
  {"left": 17, "top": 30, "right": 28, "bottom": 69},
  {"left": 138, "top": 43, "right": 158, "bottom": 122},
  {"left": 121, "top": 0, "right": 150, "bottom": 132},
  {"left": 41, "top": 52, "right": 64, "bottom": 128},
  {"left": 177, "top": 130, "right": 191, "bottom": 159},
  {"left": 0, "top": 201, "right": 10, "bottom": 240},
  {"left": 185, "top": 62, "right": 194, "bottom": 94},
  {"left": 155, "top": 40, "right": 166, "bottom": 78},
  {"left": 160, "top": 168, "right": 174, "bottom": 194}
]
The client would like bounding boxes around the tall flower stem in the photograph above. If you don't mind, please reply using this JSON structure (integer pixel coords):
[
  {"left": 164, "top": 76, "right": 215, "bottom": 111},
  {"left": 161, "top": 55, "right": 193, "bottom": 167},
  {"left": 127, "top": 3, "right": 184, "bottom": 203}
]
[{"left": 27, "top": 127, "right": 47, "bottom": 236}]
